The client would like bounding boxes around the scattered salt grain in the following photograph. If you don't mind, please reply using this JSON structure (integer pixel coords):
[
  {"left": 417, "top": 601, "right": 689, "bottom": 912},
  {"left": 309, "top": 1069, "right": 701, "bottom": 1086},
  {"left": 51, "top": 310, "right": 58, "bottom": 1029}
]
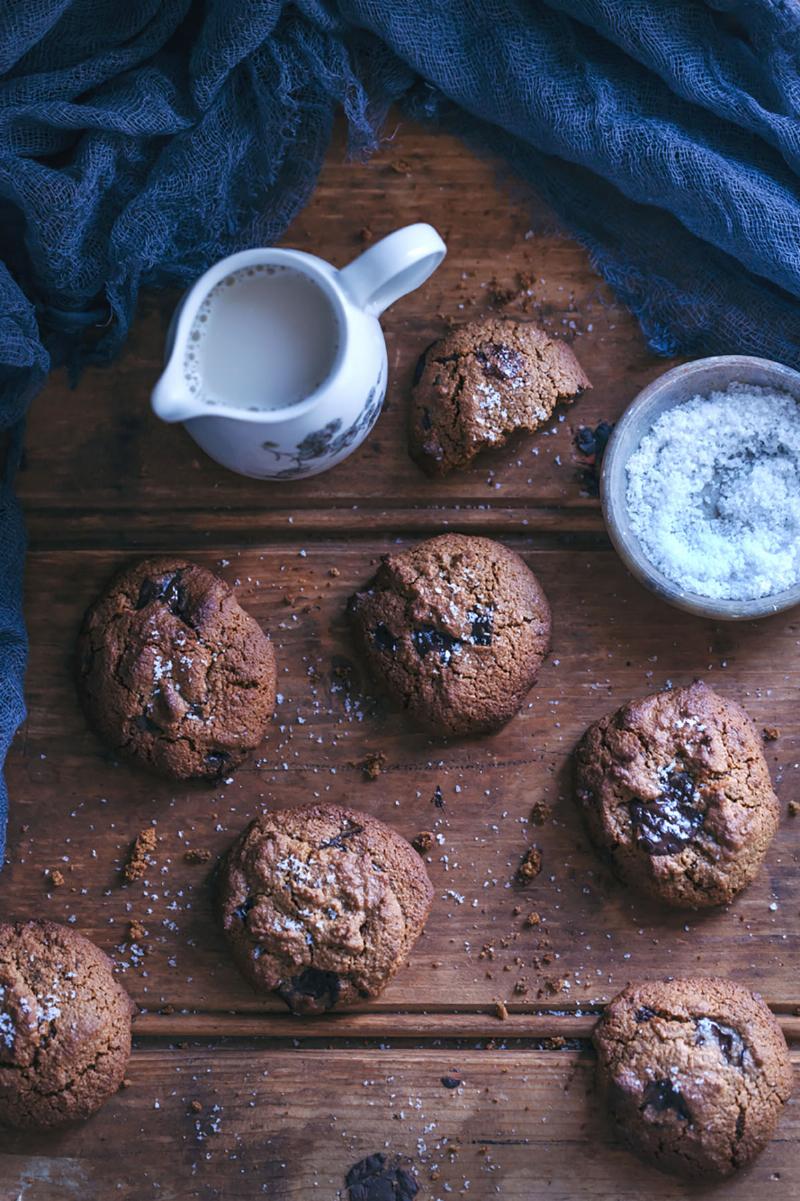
[{"left": 626, "top": 383, "right": 800, "bottom": 600}]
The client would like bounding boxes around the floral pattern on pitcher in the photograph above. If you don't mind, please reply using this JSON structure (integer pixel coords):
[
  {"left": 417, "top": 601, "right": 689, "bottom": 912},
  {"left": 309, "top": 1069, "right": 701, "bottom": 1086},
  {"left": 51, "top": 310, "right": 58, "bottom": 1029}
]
[{"left": 260, "top": 370, "right": 384, "bottom": 480}]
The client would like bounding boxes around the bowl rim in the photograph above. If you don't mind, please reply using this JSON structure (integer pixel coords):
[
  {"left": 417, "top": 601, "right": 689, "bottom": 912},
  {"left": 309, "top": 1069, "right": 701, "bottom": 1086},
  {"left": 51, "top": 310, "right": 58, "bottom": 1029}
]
[{"left": 600, "top": 354, "right": 800, "bottom": 621}]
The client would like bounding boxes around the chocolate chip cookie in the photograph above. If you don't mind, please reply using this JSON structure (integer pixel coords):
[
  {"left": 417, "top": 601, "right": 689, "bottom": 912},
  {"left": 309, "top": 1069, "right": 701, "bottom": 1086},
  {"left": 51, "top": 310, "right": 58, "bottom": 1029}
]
[
  {"left": 575, "top": 681, "right": 779, "bottom": 907},
  {"left": 218, "top": 804, "right": 434, "bottom": 1014},
  {"left": 409, "top": 317, "right": 590, "bottom": 475},
  {"left": 77, "top": 557, "right": 277, "bottom": 779},
  {"left": 0, "top": 920, "right": 134, "bottom": 1127},
  {"left": 348, "top": 534, "right": 551, "bottom": 737},
  {"left": 593, "top": 977, "right": 793, "bottom": 1178}
]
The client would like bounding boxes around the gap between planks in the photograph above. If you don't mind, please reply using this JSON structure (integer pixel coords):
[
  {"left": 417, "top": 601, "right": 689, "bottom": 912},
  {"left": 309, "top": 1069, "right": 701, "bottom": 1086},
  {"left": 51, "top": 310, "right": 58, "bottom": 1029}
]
[
  {"left": 133, "top": 1010, "right": 800, "bottom": 1043},
  {"left": 21, "top": 505, "right": 609, "bottom": 551}
]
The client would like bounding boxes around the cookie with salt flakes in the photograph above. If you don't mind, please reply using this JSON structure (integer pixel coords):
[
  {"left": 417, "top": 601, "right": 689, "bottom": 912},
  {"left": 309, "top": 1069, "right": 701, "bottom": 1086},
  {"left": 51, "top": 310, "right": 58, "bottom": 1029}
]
[
  {"left": 594, "top": 976, "right": 792, "bottom": 1178},
  {"left": 218, "top": 804, "right": 433, "bottom": 1014},
  {"left": 77, "top": 556, "right": 276, "bottom": 779},
  {"left": 0, "top": 920, "right": 134, "bottom": 1128},
  {"left": 575, "top": 681, "right": 779, "bottom": 907},
  {"left": 348, "top": 533, "right": 551, "bottom": 736},
  {"left": 409, "top": 317, "right": 590, "bottom": 475}
]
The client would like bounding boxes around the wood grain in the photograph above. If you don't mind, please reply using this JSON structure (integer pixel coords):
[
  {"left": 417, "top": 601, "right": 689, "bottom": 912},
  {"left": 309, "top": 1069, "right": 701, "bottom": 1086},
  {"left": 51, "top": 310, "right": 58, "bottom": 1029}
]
[
  {"left": 2, "top": 1048, "right": 799, "bottom": 1200},
  {"left": 4, "top": 543, "right": 798, "bottom": 1021}
]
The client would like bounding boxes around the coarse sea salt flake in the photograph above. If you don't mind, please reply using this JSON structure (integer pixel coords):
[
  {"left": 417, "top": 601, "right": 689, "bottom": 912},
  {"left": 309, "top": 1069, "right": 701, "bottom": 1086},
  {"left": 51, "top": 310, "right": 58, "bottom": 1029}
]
[{"left": 626, "top": 383, "right": 800, "bottom": 600}]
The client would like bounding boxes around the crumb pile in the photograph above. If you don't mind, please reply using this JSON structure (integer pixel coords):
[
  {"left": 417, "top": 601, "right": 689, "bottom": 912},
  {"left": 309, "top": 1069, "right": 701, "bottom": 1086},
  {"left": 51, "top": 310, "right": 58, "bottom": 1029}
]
[{"left": 626, "top": 383, "right": 800, "bottom": 600}]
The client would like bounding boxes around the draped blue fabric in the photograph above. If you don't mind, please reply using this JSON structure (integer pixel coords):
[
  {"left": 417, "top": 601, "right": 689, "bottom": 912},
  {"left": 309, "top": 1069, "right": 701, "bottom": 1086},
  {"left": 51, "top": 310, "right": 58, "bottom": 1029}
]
[{"left": 1, "top": 0, "right": 799, "bottom": 859}]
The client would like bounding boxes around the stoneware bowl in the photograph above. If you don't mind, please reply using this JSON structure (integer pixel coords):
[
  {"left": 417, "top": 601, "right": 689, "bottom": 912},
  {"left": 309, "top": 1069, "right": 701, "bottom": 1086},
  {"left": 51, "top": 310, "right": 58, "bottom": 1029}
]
[{"left": 601, "top": 354, "right": 800, "bottom": 621}]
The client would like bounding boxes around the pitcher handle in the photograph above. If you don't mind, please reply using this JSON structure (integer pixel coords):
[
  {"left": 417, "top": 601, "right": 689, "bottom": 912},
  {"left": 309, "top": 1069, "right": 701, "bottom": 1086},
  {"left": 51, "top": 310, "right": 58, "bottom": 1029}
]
[{"left": 338, "top": 223, "right": 446, "bottom": 317}]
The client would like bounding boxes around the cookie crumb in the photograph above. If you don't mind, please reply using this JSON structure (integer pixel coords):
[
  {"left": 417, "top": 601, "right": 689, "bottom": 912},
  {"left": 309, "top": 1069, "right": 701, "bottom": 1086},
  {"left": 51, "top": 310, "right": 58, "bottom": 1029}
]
[
  {"left": 359, "top": 751, "right": 386, "bottom": 781},
  {"left": 487, "top": 280, "right": 516, "bottom": 307},
  {"left": 412, "top": 831, "right": 434, "bottom": 855},
  {"left": 184, "top": 848, "right": 212, "bottom": 864},
  {"left": 46, "top": 868, "right": 65, "bottom": 888},
  {"left": 763, "top": 726, "right": 780, "bottom": 741},
  {"left": 122, "top": 828, "right": 157, "bottom": 882},
  {"left": 494, "top": 1000, "right": 509, "bottom": 1021},
  {"left": 328, "top": 566, "right": 341, "bottom": 577},
  {"left": 517, "top": 846, "right": 542, "bottom": 883},
  {"left": 529, "top": 800, "right": 551, "bottom": 826},
  {"left": 190, "top": 1099, "right": 203, "bottom": 1113},
  {"left": 128, "top": 919, "right": 147, "bottom": 943},
  {"left": 788, "top": 800, "right": 800, "bottom": 818},
  {"left": 540, "top": 977, "right": 566, "bottom": 997},
  {"left": 525, "top": 911, "right": 541, "bottom": 927}
]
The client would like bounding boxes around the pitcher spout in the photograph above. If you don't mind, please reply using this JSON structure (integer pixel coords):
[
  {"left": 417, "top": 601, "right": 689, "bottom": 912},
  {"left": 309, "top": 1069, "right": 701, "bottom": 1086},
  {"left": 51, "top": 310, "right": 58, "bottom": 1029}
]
[{"left": 151, "top": 357, "right": 203, "bottom": 424}]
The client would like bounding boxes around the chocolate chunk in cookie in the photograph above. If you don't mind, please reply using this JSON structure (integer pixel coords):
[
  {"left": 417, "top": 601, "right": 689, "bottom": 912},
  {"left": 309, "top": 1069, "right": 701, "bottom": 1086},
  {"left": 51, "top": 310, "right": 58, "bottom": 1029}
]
[
  {"left": 77, "top": 557, "right": 277, "bottom": 780},
  {"left": 217, "top": 804, "right": 433, "bottom": 1014},
  {"left": 348, "top": 534, "right": 551, "bottom": 737},
  {"left": 277, "top": 966, "right": 342, "bottom": 1011},
  {"left": 409, "top": 318, "right": 590, "bottom": 475},
  {"left": 593, "top": 977, "right": 792, "bottom": 1178},
  {"left": 0, "top": 920, "right": 134, "bottom": 1128},
  {"left": 346, "top": 1153, "right": 419, "bottom": 1201},
  {"left": 574, "top": 681, "right": 779, "bottom": 907}
]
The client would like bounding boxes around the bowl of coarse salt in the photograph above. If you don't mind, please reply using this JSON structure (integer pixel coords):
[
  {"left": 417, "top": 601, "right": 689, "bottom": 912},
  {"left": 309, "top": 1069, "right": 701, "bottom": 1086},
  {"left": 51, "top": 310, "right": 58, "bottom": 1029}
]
[{"left": 601, "top": 355, "right": 800, "bottom": 620}]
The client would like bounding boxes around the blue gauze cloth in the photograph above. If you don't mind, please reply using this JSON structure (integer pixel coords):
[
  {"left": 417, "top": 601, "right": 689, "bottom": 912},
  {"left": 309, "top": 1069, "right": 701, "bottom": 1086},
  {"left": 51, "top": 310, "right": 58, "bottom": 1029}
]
[{"left": 1, "top": 0, "right": 800, "bottom": 860}]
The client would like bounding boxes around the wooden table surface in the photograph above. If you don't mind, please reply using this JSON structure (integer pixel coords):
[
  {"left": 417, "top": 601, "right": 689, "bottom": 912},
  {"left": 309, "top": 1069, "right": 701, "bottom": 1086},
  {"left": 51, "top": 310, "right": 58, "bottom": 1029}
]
[{"left": 2, "top": 118, "right": 798, "bottom": 1199}]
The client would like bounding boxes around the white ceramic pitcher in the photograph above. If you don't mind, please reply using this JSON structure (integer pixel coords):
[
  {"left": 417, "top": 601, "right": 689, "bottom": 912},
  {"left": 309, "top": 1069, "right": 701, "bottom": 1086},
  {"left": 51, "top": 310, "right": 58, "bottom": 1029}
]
[{"left": 151, "top": 223, "right": 446, "bottom": 479}]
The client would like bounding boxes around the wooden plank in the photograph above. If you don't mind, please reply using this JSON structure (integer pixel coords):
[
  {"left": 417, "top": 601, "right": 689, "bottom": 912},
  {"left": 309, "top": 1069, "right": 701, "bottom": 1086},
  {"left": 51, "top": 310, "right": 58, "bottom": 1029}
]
[
  {"left": 131, "top": 1010, "right": 599, "bottom": 1040},
  {"left": 131, "top": 1010, "right": 800, "bottom": 1042},
  {"left": 1, "top": 1047, "right": 798, "bottom": 1199},
  {"left": 4, "top": 542, "right": 799, "bottom": 1022},
  {"left": 17, "top": 505, "right": 609, "bottom": 551},
  {"left": 16, "top": 119, "right": 677, "bottom": 547}
]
